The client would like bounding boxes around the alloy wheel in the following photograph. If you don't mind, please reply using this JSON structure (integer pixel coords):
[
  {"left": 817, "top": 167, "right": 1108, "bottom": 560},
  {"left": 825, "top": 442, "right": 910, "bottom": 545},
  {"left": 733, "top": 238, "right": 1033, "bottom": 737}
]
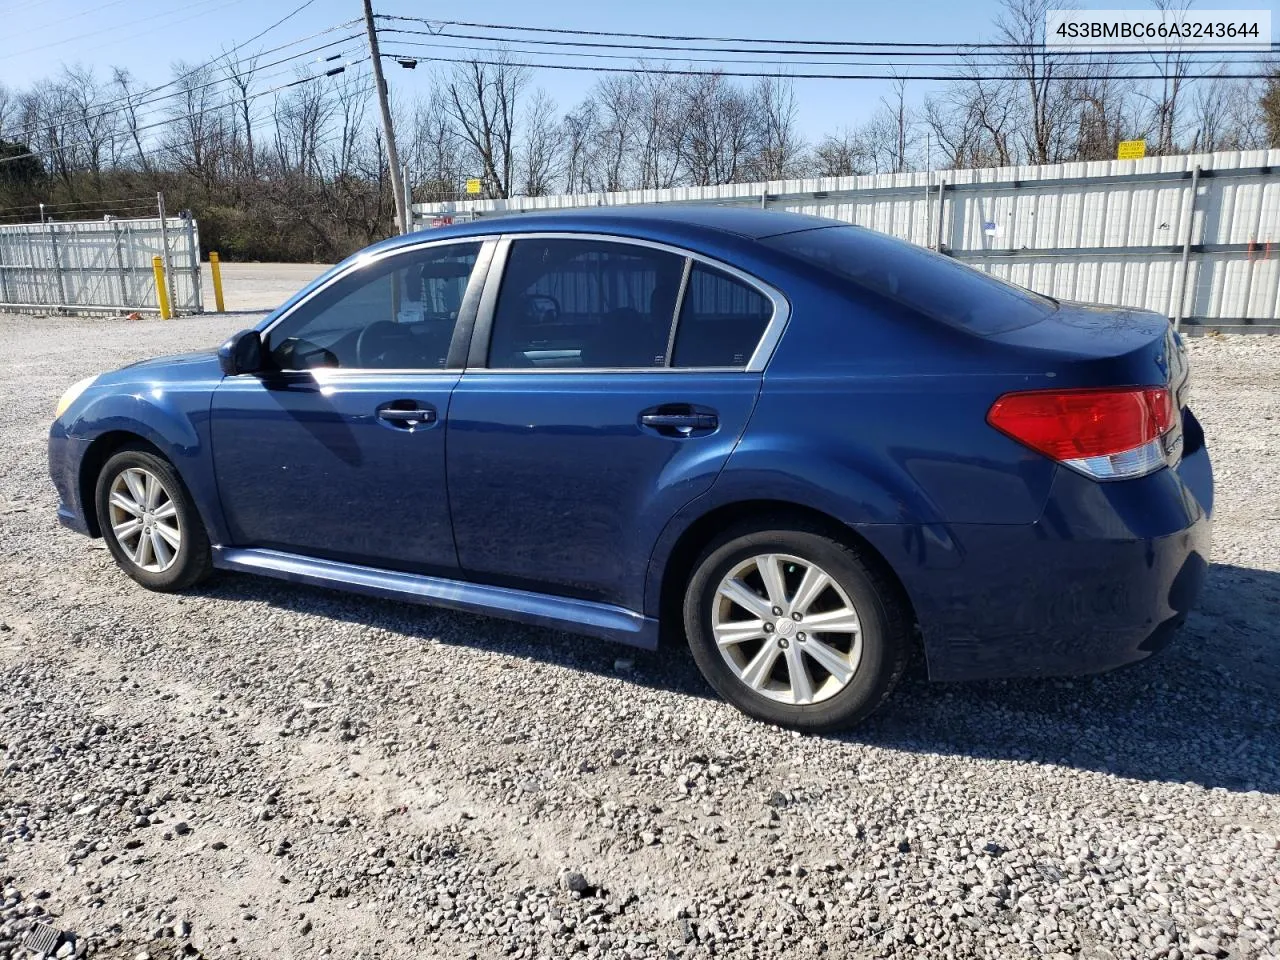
[
  {"left": 712, "top": 553, "right": 863, "bottom": 705},
  {"left": 106, "top": 467, "right": 182, "bottom": 573}
]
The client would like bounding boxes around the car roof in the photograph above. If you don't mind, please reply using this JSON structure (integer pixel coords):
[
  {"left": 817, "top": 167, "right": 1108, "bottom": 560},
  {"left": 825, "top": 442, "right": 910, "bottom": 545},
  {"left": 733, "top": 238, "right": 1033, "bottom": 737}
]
[{"left": 364, "top": 206, "right": 845, "bottom": 257}]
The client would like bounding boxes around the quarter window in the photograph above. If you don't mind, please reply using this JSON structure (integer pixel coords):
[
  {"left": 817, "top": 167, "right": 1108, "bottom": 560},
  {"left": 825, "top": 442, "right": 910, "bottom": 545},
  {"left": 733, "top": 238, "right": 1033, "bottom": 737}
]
[
  {"left": 267, "top": 242, "right": 482, "bottom": 370},
  {"left": 488, "top": 238, "right": 685, "bottom": 369},
  {"left": 671, "top": 264, "right": 773, "bottom": 368}
]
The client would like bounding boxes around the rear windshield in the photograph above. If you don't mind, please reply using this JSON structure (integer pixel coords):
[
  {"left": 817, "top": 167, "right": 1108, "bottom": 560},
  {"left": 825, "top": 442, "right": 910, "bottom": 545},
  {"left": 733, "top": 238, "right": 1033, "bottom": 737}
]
[{"left": 761, "top": 225, "right": 1055, "bottom": 335}]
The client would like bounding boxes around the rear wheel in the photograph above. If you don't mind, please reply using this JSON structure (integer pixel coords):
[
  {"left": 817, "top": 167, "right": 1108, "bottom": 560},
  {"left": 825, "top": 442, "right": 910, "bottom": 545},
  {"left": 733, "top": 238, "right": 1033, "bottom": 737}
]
[
  {"left": 95, "top": 447, "right": 213, "bottom": 591},
  {"left": 683, "top": 522, "right": 910, "bottom": 732}
]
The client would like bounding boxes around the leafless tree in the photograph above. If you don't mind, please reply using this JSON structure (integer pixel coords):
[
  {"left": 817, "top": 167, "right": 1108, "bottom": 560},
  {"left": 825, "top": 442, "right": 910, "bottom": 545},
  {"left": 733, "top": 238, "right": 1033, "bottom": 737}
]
[
  {"left": 408, "top": 86, "right": 465, "bottom": 201},
  {"left": 0, "top": 82, "right": 14, "bottom": 140},
  {"left": 110, "top": 69, "right": 152, "bottom": 173},
  {"left": 562, "top": 101, "right": 598, "bottom": 194},
  {"left": 1143, "top": 0, "right": 1194, "bottom": 154},
  {"left": 271, "top": 71, "right": 334, "bottom": 181},
  {"left": 519, "top": 89, "right": 561, "bottom": 197},
  {"left": 680, "top": 72, "right": 760, "bottom": 185},
  {"left": 995, "top": 0, "right": 1078, "bottom": 164},
  {"left": 811, "top": 128, "right": 871, "bottom": 177},
  {"left": 752, "top": 75, "right": 804, "bottom": 179},
  {"left": 221, "top": 51, "right": 259, "bottom": 177},
  {"left": 588, "top": 74, "right": 638, "bottom": 191},
  {"left": 164, "top": 61, "right": 226, "bottom": 186},
  {"left": 444, "top": 52, "right": 527, "bottom": 198},
  {"left": 632, "top": 71, "right": 684, "bottom": 189}
]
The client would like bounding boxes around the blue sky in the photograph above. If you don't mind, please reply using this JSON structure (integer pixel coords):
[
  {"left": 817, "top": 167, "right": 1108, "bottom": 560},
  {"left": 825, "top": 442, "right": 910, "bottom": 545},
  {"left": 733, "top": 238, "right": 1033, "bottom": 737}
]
[{"left": 1, "top": 0, "right": 1275, "bottom": 139}]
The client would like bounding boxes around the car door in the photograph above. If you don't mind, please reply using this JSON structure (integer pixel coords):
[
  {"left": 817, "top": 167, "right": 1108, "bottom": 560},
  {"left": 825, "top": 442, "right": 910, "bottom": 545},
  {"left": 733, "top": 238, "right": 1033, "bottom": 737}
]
[
  {"left": 210, "top": 237, "right": 493, "bottom": 574},
  {"left": 446, "top": 234, "right": 786, "bottom": 612}
]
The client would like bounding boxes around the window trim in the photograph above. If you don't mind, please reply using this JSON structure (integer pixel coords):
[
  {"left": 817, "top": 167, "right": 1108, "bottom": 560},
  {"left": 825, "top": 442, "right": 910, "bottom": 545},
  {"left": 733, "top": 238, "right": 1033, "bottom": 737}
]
[
  {"left": 256, "top": 236, "right": 497, "bottom": 375},
  {"left": 466, "top": 232, "right": 791, "bottom": 375}
]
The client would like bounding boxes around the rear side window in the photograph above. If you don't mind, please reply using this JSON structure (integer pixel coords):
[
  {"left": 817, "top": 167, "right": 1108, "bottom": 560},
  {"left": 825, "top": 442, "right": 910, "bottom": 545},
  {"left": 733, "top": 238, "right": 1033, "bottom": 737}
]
[
  {"left": 762, "top": 226, "right": 1054, "bottom": 335},
  {"left": 489, "top": 238, "right": 685, "bottom": 368},
  {"left": 672, "top": 264, "right": 773, "bottom": 367}
]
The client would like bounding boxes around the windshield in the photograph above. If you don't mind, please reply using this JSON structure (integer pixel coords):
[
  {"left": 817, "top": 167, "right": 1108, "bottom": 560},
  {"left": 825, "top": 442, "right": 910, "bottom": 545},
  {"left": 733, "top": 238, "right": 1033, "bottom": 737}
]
[{"left": 762, "top": 225, "right": 1056, "bottom": 335}]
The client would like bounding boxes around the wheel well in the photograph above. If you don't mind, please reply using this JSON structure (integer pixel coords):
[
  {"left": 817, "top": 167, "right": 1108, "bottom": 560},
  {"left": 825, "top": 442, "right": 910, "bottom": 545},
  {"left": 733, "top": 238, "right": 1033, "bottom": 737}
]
[
  {"left": 657, "top": 499, "right": 918, "bottom": 646},
  {"left": 79, "top": 431, "right": 164, "bottom": 537}
]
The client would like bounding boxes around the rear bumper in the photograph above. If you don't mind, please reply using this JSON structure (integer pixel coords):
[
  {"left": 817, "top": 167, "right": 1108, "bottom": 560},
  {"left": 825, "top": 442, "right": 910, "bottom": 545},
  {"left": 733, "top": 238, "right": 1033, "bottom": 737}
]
[{"left": 864, "top": 418, "right": 1213, "bottom": 682}]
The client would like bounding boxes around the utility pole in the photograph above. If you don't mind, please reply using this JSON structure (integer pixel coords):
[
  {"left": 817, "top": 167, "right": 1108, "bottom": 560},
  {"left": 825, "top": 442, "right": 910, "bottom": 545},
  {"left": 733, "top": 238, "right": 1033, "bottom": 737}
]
[{"left": 362, "top": 0, "right": 407, "bottom": 235}]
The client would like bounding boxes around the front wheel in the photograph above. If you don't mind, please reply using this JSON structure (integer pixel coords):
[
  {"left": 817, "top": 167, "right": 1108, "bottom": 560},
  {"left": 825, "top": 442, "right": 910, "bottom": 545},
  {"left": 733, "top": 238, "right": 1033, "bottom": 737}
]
[
  {"left": 683, "top": 523, "right": 911, "bottom": 732},
  {"left": 95, "top": 447, "right": 213, "bottom": 591}
]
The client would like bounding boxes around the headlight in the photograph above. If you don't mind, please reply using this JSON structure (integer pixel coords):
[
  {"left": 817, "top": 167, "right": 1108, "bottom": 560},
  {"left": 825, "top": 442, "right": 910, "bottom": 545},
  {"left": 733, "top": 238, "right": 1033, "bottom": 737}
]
[{"left": 54, "top": 375, "right": 97, "bottom": 419}]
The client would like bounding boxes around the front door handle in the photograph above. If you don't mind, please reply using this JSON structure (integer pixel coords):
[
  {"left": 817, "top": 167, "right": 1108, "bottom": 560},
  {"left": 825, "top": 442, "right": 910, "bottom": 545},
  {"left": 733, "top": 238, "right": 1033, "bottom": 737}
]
[
  {"left": 639, "top": 405, "right": 719, "bottom": 437},
  {"left": 376, "top": 404, "right": 437, "bottom": 427}
]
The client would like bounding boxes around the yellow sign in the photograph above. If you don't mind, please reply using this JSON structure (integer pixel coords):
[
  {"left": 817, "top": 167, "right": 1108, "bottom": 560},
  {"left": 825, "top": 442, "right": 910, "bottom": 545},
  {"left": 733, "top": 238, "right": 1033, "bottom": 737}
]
[
  {"left": 1117, "top": 139, "right": 1146, "bottom": 160},
  {"left": 465, "top": 178, "right": 482, "bottom": 195}
]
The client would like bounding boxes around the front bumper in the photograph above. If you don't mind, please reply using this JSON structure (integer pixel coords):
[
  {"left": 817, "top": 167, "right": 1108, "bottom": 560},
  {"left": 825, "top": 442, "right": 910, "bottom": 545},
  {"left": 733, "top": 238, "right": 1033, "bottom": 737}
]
[
  {"left": 49, "top": 426, "right": 93, "bottom": 536},
  {"left": 866, "top": 414, "right": 1213, "bottom": 682}
]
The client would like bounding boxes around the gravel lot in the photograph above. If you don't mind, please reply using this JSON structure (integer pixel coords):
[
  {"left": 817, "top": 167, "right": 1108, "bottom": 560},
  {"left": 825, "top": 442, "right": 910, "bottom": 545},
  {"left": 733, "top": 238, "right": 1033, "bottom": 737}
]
[{"left": 1, "top": 308, "right": 1278, "bottom": 960}]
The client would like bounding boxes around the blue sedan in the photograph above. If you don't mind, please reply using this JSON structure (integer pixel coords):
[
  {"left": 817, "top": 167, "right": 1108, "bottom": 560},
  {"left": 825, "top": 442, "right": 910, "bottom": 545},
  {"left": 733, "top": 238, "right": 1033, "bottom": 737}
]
[{"left": 48, "top": 207, "right": 1212, "bottom": 731}]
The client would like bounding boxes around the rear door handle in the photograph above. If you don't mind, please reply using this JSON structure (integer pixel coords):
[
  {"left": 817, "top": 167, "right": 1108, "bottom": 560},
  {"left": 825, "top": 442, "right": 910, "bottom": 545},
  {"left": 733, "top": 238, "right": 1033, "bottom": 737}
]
[
  {"left": 640, "top": 413, "right": 718, "bottom": 430},
  {"left": 376, "top": 404, "right": 437, "bottom": 427}
]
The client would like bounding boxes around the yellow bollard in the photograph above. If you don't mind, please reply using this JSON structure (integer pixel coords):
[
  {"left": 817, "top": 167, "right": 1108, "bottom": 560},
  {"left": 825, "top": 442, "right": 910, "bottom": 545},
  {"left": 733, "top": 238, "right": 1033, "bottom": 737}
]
[
  {"left": 209, "top": 251, "right": 226, "bottom": 313},
  {"left": 152, "top": 256, "right": 172, "bottom": 320}
]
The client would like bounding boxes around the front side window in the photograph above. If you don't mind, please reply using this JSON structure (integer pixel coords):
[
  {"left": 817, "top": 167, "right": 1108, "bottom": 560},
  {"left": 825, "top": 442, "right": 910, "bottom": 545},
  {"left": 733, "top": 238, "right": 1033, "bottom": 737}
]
[
  {"left": 672, "top": 264, "right": 773, "bottom": 367},
  {"left": 488, "top": 238, "right": 685, "bottom": 369},
  {"left": 267, "top": 241, "right": 482, "bottom": 370}
]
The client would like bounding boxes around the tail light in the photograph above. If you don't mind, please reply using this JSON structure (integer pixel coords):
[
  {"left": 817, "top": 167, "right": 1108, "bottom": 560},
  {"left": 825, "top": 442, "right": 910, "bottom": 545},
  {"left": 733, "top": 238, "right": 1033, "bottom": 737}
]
[{"left": 987, "top": 386, "right": 1176, "bottom": 480}]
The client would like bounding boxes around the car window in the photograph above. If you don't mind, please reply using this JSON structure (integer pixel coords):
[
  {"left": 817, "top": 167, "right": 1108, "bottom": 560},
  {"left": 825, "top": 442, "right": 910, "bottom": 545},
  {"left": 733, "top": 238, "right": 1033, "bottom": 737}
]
[
  {"left": 488, "top": 238, "right": 685, "bottom": 369},
  {"left": 266, "top": 242, "right": 482, "bottom": 370},
  {"left": 761, "top": 226, "right": 1055, "bottom": 335},
  {"left": 672, "top": 264, "right": 773, "bottom": 367}
]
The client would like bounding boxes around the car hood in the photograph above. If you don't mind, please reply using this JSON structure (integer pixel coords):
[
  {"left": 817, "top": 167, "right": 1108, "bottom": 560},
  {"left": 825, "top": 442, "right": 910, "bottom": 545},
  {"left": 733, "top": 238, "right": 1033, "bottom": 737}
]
[{"left": 96, "top": 349, "right": 224, "bottom": 385}]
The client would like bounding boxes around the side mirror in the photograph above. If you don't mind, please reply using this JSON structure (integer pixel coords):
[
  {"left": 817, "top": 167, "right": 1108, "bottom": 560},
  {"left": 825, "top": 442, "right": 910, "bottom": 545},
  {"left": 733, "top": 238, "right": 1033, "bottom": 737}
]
[{"left": 218, "top": 329, "right": 264, "bottom": 376}]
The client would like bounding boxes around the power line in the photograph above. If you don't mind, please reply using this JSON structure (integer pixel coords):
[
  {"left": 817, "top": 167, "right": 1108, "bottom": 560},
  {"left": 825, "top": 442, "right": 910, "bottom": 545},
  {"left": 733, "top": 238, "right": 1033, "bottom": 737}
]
[
  {"left": 378, "top": 48, "right": 1274, "bottom": 82},
  {"left": 379, "top": 15, "right": 1279, "bottom": 53},
  {"left": 11, "top": 34, "right": 364, "bottom": 153},
  {"left": 378, "top": 31, "right": 1261, "bottom": 72},
  {"left": 378, "top": 17, "right": 1274, "bottom": 59},
  {"left": 0, "top": 60, "right": 370, "bottom": 167},
  {"left": 9, "top": 0, "right": 247, "bottom": 58}
]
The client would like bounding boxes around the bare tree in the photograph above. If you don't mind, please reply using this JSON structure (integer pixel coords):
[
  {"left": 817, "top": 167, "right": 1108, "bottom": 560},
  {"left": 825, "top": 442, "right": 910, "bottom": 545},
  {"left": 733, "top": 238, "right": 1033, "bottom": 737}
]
[
  {"left": 590, "top": 74, "right": 639, "bottom": 191},
  {"left": 1264, "top": 67, "right": 1280, "bottom": 148},
  {"left": 221, "top": 52, "right": 259, "bottom": 177},
  {"left": 995, "top": 0, "right": 1078, "bottom": 164},
  {"left": 0, "top": 82, "right": 14, "bottom": 140},
  {"left": 752, "top": 75, "right": 804, "bottom": 179},
  {"left": 1143, "top": 0, "right": 1194, "bottom": 154},
  {"left": 444, "top": 53, "right": 527, "bottom": 199},
  {"left": 164, "top": 61, "right": 227, "bottom": 186},
  {"left": 882, "top": 75, "right": 912, "bottom": 173},
  {"left": 680, "top": 72, "right": 760, "bottom": 185},
  {"left": 633, "top": 71, "right": 683, "bottom": 188},
  {"left": 408, "top": 86, "right": 464, "bottom": 200},
  {"left": 519, "top": 89, "right": 561, "bottom": 197},
  {"left": 812, "top": 128, "right": 871, "bottom": 177},
  {"left": 562, "top": 101, "right": 598, "bottom": 194}
]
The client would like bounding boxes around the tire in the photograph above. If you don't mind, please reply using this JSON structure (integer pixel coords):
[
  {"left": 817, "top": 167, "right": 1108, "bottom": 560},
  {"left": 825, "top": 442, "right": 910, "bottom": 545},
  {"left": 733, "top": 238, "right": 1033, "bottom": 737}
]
[
  {"left": 94, "top": 446, "right": 214, "bottom": 592},
  {"left": 683, "top": 520, "right": 910, "bottom": 732}
]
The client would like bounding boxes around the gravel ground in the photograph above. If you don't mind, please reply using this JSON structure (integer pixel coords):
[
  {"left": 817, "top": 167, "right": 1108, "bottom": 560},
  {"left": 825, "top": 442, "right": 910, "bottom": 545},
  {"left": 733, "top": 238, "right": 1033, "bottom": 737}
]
[
  {"left": 197, "top": 262, "right": 330, "bottom": 314},
  {"left": 1, "top": 312, "right": 1278, "bottom": 960}
]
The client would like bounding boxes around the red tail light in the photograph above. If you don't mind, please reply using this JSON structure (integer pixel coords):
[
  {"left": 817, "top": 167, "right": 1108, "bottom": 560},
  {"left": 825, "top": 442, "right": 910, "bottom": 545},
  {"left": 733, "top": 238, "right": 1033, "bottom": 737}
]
[{"left": 987, "top": 386, "right": 1175, "bottom": 480}]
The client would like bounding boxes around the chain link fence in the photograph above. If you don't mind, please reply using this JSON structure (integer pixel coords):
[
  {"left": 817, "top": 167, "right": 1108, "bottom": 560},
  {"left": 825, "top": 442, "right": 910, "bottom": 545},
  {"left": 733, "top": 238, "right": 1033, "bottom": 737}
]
[{"left": 0, "top": 215, "right": 203, "bottom": 315}]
